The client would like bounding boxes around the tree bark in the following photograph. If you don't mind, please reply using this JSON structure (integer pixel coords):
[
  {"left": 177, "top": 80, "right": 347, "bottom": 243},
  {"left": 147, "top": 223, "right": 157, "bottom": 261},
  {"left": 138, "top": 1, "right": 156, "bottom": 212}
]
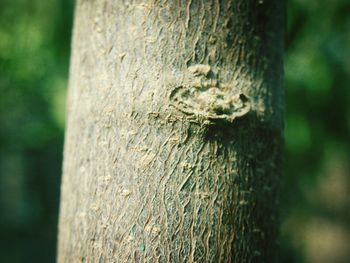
[{"left": 57, "top": 0, "right": 284, "bottom": 262}]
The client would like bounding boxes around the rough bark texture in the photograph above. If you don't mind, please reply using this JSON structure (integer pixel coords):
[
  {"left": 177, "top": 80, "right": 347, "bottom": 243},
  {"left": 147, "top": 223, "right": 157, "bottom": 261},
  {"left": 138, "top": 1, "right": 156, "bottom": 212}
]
[{"left": 58, "top": 0, "right": 284, "bottom": 262}]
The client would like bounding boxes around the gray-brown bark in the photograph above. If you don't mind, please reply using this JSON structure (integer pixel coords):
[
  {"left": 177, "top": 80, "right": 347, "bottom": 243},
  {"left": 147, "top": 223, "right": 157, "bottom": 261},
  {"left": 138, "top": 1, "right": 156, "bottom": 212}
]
[{"left": 57, "top": 0, "right": 284, "bottom": 262}]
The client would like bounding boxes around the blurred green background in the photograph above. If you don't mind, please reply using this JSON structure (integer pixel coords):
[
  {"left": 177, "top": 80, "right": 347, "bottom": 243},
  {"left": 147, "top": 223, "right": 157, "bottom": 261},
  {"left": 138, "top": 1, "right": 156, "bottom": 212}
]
[{"left": 0, "top": 0, "right": 349, "bottom": 262}]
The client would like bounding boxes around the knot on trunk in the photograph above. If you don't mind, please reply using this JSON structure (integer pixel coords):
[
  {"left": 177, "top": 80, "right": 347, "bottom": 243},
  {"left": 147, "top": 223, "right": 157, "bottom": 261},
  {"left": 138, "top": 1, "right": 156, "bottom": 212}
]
[{"left": 169, "top": 64, "right": 251, "bottom": 124}]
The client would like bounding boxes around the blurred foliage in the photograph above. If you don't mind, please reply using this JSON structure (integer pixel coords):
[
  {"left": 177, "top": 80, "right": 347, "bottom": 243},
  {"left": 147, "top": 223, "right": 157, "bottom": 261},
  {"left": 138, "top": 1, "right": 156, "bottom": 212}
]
[
  {"left": 0, "top": 0, "right": 73, "bottom": 262},
  {"left": 281, "top": 0, "right": 350, "bottom": 262},
  {"left": 0, "top": 0, "right": 349, "bottom": 262}
]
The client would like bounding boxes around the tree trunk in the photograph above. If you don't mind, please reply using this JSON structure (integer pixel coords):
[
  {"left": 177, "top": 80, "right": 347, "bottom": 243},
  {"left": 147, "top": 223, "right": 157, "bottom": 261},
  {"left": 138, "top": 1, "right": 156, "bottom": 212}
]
[{"left": 57, "top": 0, "right": 284, "bottom": 262}]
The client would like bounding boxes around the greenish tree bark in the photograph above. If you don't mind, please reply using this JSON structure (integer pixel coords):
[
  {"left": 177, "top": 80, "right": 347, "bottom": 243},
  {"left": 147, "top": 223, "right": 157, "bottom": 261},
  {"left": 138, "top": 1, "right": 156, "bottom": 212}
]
[{"left": 57, "top": 0, "right": 284, "bottom": 262}]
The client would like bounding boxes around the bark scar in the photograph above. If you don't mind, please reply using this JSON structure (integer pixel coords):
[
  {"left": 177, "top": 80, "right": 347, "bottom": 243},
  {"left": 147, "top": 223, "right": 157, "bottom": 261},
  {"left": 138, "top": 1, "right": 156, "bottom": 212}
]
[{"left": 169, "top": 65, "right": 251, "bottom": 123}]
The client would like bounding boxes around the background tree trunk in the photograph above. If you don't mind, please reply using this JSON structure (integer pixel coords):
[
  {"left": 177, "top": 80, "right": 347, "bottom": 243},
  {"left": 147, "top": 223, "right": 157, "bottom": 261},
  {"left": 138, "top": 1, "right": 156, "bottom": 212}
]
[{"left": 57, "top": 0, "right": 284, "bottom": 262}]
